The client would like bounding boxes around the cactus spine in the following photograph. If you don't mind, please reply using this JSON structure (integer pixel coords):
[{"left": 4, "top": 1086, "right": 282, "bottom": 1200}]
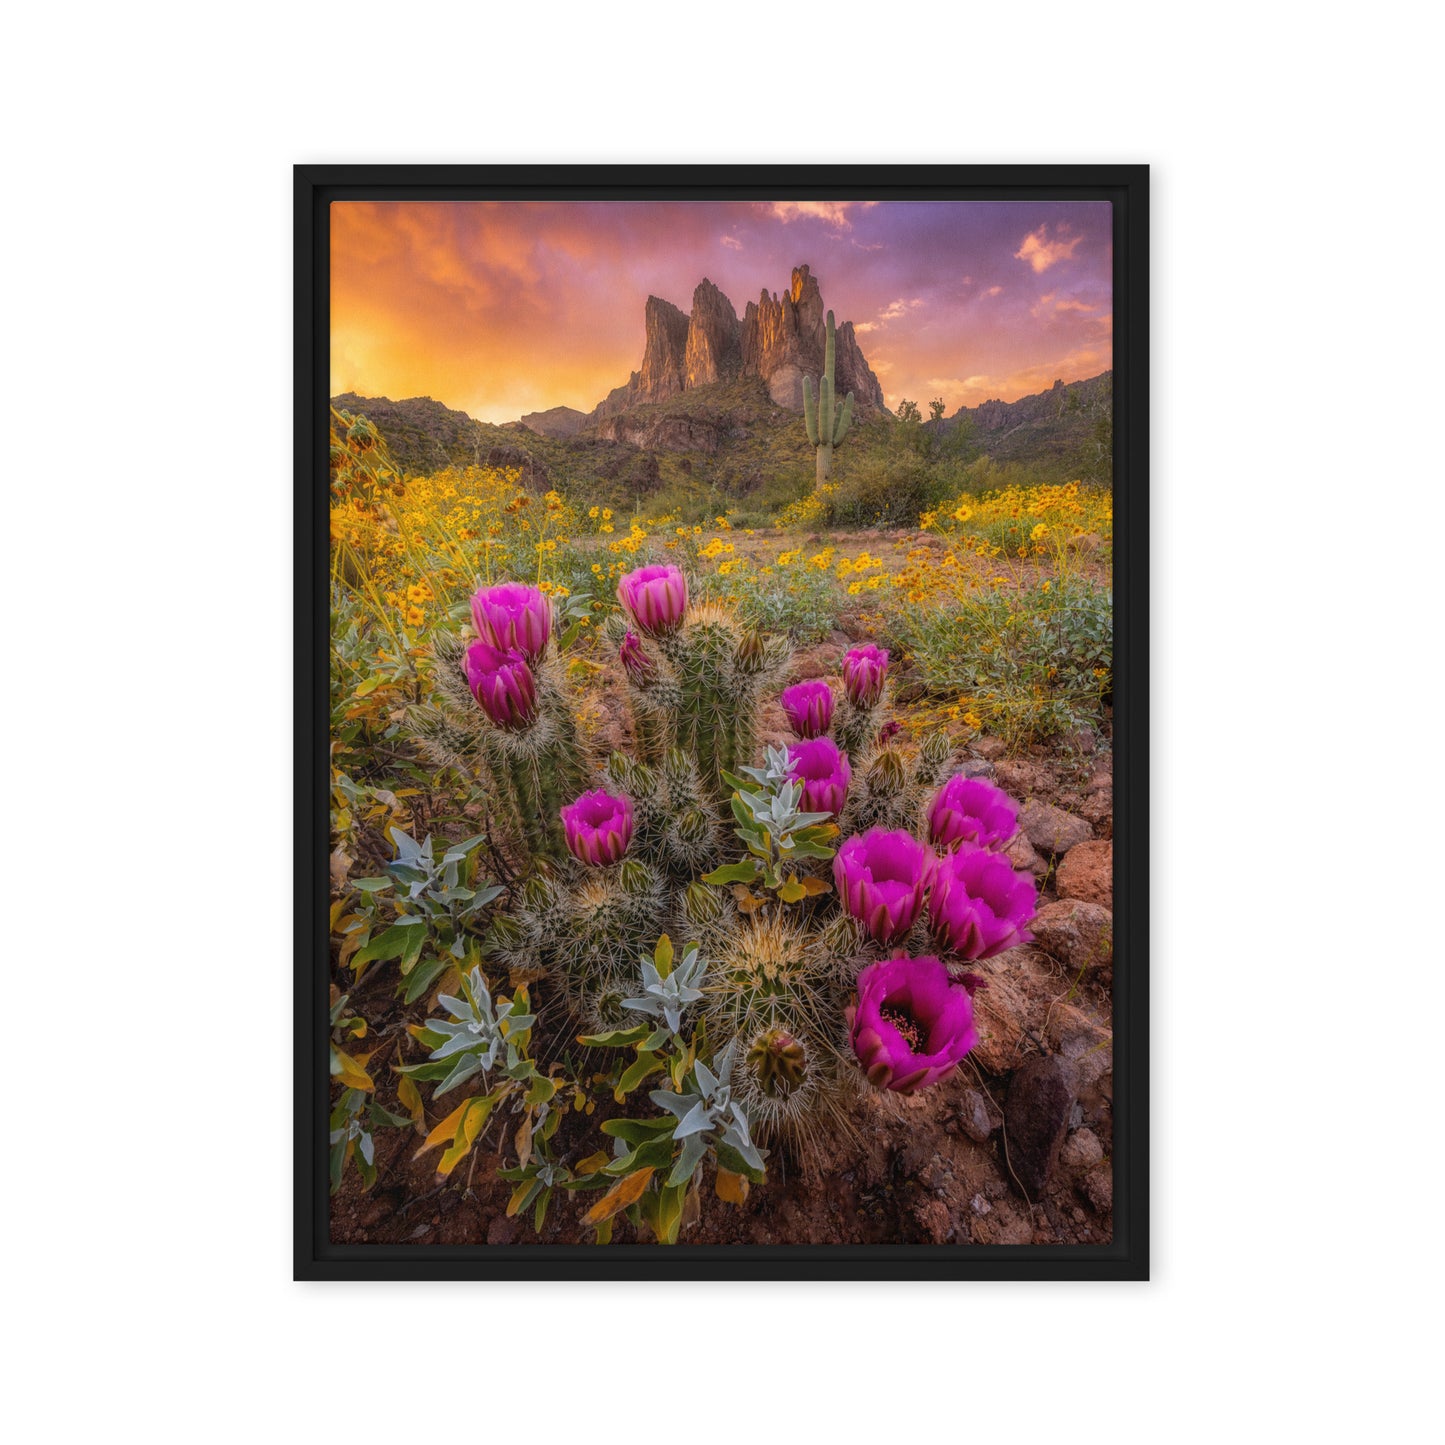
[{"left": 802, "top": 309, "right": 856, "bottom": 484}]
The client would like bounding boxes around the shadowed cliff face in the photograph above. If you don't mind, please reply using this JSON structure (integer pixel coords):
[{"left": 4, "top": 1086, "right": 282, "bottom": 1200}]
[{"left": 593, "top": 264, "right": 885, "bottom": 419}]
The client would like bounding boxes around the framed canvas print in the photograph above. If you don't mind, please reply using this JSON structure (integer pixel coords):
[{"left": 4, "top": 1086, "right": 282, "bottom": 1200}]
[{"left": 296, "top": 164, "right": 1148, "bottom": 1280}]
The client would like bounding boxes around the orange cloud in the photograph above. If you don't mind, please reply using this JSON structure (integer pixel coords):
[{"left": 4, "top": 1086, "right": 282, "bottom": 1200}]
[
  {"left": 1015, "top": 225, "right": 1084, "bottom": 273},
  {"left": 764, "top": 201, "right": 878, "bottom": 228},
  {"left": 1030, "top": 291, "right": 1099, "bottom": 320}
]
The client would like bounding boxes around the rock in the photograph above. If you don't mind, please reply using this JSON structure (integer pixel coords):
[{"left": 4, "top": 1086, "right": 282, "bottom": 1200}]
[
  {"left": 958, "top": 1088, "right": 995, "bottom": 1143},
  {"left": 1005, "top": 830, "right": 1048, "bottom": 877},
  {"left": 1055, "top": 839, "right": 1112, "bottom": 907},
  {"left": 1004, "top": 1055, "right": 1078, "bottom": 1196},
  {"left": 486, "top": 1213, "right": 523, "bottom": 1246},
  {"left": 591, "top": 412, "right": 723, "bottom": 454},
  {"left": 972, "top": 736, "right": 1008, "bottom": 760},
  {"left": 1047, "top": 1010, "right": 1114, "bottom": 1094},
  {"left": 995, "top": 760, "right": 1047, "bottom": 795},
  {"left": 1081, "top": 787, "right": 1113, "bottom": 825},
  {"left": 970, "top": 1193, "right": 992, "bottom": 1215},
  {"left": 969, "top": 947, "right": 1060, "bottom": 1075},
  {"left": 958, "top": 757, "right": 997, "bottom": 781},
  {"left": 636, "top": 295, "right": 690, "bottom": 401},
  {"left": 739, "top": 265, "right": 885, "bottom": 411},
  {"left": 1065, "top": 728, "right": 1096, "bottom": 755},
  {"left": 1019, "top": 799, "right": 1093, "bottom": 857},
  {"left": 1029, "top": 899, "right": 1114, "bottom": 971},
  {"left": 1082, "top": 1163, "right": 1113, "bottom": 1213},
  {"left": 913, "top": 1196, "right": 954, "bottom": 1244},
  {"left": 683, "top": 278, "right": 741, "bottom": 388},
  {"left": 1059, "top": 1127, "right": 1105, "bottom": 1169}
]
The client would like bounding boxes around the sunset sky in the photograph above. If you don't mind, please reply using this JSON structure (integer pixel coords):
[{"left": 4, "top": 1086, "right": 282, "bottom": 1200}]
[{"left": 330, "top": 200, "right": 1112, "bottom": 423}]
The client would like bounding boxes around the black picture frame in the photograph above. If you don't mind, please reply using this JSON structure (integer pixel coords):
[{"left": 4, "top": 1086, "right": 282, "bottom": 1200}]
[{"left": 296, "top": 163, "right": 1149, "bottom": 1281}]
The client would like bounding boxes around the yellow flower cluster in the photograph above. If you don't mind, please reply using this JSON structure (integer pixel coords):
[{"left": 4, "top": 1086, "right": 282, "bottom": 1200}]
[{"left": 773, "top": 483, "right": 837, "bottom": 530}]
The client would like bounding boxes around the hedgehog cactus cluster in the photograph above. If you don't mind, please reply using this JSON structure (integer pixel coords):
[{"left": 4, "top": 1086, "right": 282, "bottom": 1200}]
[{"left": 412, "top": 567, "right": 1043, "bottom": 1173}]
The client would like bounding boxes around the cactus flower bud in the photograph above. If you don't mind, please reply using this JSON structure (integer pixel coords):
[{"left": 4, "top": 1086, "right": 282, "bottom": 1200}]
[
  {"left": 780, "top": 680, "right": 835, "bottom": 739},
  {"left": 470, "top": 581, "right": 552, "bottom": 663},
  {"left": 736, "top": 628, "right": 765, "bottom": 670},
  {"left": 618, "top": 629, "right": 657, "bottom": 684},
  {"left": 787, "top": 737, "right": 851, "bottom": 818},
  {"left": 747, "top": 1028, "right": 807, "bottom": 1098},
  {"left": 866, "top": 747, "right": 908, "bottom": 795},
  {"left": 617, "top": 564, "right": 688, "bottom": 635},
  {"left": 848, "top": 954, "right": 979, "bottom": 1093},
  {"left": 462, "top": 641, "right": 538, "bottom": 731},
  {"left": 926, "top": 845, "right": 1037, "bottom": 959},
  {"left": 842, "top": 644, "right": 889, "bottom": 707},
  {"left": 559, "top": 789, "right": 634, "bottom": 867},
  {"left": 832, "top": 828, "right": 932, "bottom": 945}
]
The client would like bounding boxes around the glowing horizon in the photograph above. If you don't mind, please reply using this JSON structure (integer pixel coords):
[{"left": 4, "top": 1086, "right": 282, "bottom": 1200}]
[{"left": 330, "top": 200, "right": 1113, "bottom": 424}]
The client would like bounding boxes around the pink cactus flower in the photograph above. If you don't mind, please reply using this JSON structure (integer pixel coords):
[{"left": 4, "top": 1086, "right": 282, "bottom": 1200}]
[
  {"left": 787, "top": 737, "right": 851, "bottom": 818},
  {"left": 780, "top": 680, "right": 834, "bottom": 739},
  {"left": 842, "top": 644, "right": 890, "bottom": 708},
  {"left": 470, "top": 582, "right": 552, "bottom": 663},
  {"left": 617, "top": 564, "right": 688, "bottom": 635},
  {"left": 833, "top": 827, "right": 932, "bottom": 945},
  {"left": 928, "top": 774, "right": 1020, "bottom": 851},
  {"left": 849, "top": 954, "right": 979, "bottom": 1093},
  {"left": 462, "top": 641, "right": 538, "bottom": 731},
  {"left": 927, "top": 845, "right": 1037, "bottom": 959},
  {"left": 559, "top": 789, "right": 634, "bottom": 866}
]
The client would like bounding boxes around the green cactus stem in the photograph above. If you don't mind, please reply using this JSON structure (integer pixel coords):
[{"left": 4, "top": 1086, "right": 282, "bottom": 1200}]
[{"left": 802, "top": 310, "right": 856, "bottom": 485}]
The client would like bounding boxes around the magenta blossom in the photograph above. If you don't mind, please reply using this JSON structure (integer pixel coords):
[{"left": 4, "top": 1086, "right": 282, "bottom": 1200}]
[
  {"left": 462, "top": 641, "right": 538, "bottom": 731},
  {"left": 617, "top": 564, "right": 688, "bottom": 635},
  {"left": 927, "top": 845, "right": 1037, "bottom": 959},
  {"left": 788, "top": 737, "right": 851, "bottom": 818},
  {"left": 559, "top": 788, "right": 634, "bottom": 866},
  {"left": 833, "top": 828, "right": 932, "bottom": 945},
  {"left": 849, "top": 954, "right": 979, "bottom": 1093},
  {"left": 470, "top": 582, "right": 552, "bottom": 663},
  {"left": 618, "top": 630, "right": 656, "bottom": 684},
  {"left": 842, "top": 644, "right": 889, "bottom": 708},
  {"left": 928, "top": 774, "right": 1020, "bottom": 851},
  {"left": 780, "top": 680, "right": 834, "bottom": 739}
]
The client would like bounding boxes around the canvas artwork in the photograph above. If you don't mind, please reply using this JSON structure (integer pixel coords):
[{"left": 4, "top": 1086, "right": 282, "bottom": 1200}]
[{"left": 301, "top": 169, "right": 1145, "bottom": 1277}]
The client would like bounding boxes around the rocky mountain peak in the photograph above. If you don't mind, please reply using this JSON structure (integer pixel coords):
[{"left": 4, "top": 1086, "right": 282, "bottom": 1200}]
[{"left": 594, "top": 264, "right": 885, "bottom": 419}]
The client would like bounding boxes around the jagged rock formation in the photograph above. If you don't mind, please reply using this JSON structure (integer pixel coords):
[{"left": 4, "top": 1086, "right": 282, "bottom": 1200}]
[
  {"left": 684, "top": 278, "right": 742, "bottom": 388},
  {"left": 592, "top": 264, "right": 884, "bottom": 419},
  {"left": 741, "top": 264, "right": 883, "bottom": 411}
]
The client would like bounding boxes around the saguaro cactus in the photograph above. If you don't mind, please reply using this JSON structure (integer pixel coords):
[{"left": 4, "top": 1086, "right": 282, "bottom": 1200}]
[{"left": 802, "top": 310, "right": 855, "bottom": 484}]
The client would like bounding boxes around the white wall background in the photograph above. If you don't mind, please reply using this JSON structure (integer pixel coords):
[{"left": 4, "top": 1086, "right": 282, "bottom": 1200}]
[{"left": 4, "top": 2, "right": 1438, "bottom": 1439}]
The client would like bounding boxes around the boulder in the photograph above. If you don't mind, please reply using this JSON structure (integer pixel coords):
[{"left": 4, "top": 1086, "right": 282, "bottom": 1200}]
[
  {"left": 1004, "top": 1054, "right": 1078, "bottom": 1196},
  {"left": 1029, "top": 899, "right": 1114, "bottom": 972},
  {"left": 912, "top": 1196, "right": 954, "bottom": 1244},
  {"left": 957, "top": 1088, "right": 995, "bottom": 1143},
  {"left": 1019, "top": 799, "right": 1093, "bottom": 857},
  {"left": 1055, "top": 839, "right": 1113, "bottom": 908},
  {"left": 1059, "top": 1127, "right": 1105, "bottom": 1169},
  {"left": 1005, "top": 830, "right": 1048, "bottom": 878},
  {"left": 1081, "top": 1163, "right": 1113, "bottom": 1214}
]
